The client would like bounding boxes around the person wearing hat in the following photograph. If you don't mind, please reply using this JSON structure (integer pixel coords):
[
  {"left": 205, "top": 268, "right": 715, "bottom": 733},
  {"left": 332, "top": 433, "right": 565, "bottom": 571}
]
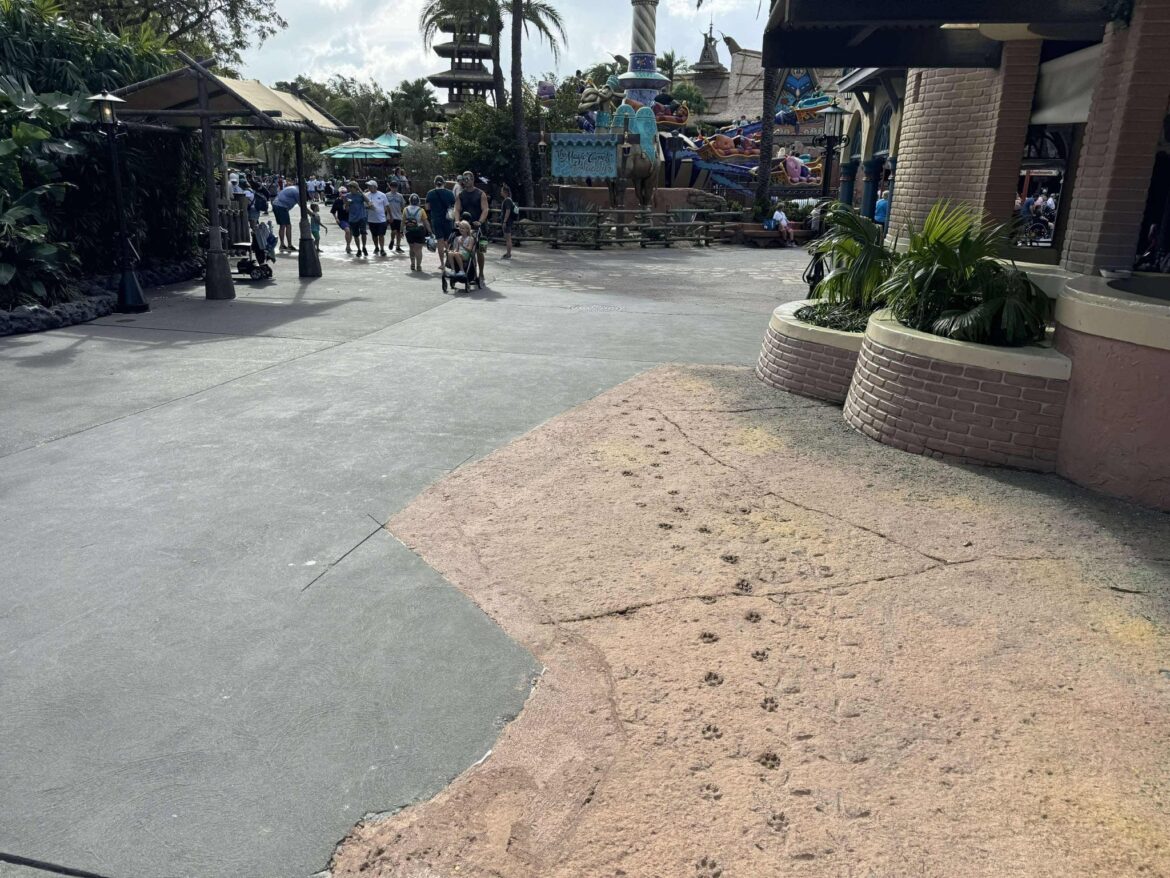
[
  {"left": 330, "top": 185, "right": 352, "bottom": 253},
  {"left": 365, "top": 179, "right": 390, "bottom": 256}
]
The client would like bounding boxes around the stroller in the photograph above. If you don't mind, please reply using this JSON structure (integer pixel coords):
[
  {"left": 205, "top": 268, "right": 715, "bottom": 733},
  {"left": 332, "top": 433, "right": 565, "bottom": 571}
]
[
  {"left": 233, "top": 222, "right": 275, "bottom": 280},
  {"left": 440, "top": 225, "right": 484, "bottom": 293}
]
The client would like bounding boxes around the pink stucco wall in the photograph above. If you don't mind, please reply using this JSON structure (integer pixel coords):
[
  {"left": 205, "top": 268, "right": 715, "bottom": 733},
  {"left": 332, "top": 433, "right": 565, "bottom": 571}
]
[{"left": 1055, "top": 325, "right": 1170, "bottom": 511}]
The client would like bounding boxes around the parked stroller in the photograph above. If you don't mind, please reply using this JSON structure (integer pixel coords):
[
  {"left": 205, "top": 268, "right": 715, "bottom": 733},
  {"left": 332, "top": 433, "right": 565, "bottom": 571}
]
[
  {"left": 234, "top": 222, "right": 275, "bottom": 280},
  {"left": 440, "top": 225, "right": 484, "bottom": 293}
]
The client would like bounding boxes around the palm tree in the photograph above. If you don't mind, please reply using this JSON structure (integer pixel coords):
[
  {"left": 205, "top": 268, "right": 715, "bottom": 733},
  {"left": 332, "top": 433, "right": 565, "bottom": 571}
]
[
  {"left": 510, "top": 0, "right": 566, "bottom": 207},
  {"left": 392, "top": 78, "right": 443, "bottom": 134},
  {"left": 756, "top": 67, "right": 781, "bottom": 212},
  {"left": 420, "top": 0, "right": 565, "bottom": 112},
  {"left": 657, "top": 50, "right": 688, "bottom": 85}
]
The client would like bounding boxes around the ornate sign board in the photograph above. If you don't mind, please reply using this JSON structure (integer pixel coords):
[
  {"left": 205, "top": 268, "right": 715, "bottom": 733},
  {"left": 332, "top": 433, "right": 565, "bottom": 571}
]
[
  {"left": 775, "top": 122, "right": 825, "bottom": 137},
  {"left": 550, "top": 133, "right": 622, "bottom": 180}
]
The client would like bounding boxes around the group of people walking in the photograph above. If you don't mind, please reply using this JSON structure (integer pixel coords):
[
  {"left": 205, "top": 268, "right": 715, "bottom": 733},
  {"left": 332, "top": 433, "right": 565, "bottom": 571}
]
[{"left": 230, "top": 168, "right": 518, "bottom": 277}]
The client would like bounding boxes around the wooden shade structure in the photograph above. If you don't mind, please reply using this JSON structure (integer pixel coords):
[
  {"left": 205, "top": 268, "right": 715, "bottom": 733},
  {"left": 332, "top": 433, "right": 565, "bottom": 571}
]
[{"left": 115, "top": 54, "right": 355, "bottom": 293}]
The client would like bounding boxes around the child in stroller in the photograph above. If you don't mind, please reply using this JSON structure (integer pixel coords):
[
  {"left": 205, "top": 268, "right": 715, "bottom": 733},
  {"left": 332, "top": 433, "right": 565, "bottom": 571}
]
[{"left": 441, "top": 220, "right": 483, "bottom": 292}]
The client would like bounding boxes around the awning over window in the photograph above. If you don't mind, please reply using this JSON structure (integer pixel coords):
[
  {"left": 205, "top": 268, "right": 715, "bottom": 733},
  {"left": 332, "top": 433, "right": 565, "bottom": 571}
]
[
  {"left": 1031, "top": 44, "right": 1103, "bottom": 125},
  {"left": 764, "top": 0, "right": 1112, "bottom": 69}
]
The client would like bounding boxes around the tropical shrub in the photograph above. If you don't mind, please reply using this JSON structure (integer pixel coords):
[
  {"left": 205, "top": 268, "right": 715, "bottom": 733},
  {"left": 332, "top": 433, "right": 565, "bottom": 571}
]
[
  {"left": 0, "top": 78, "right": 84, "bottom": 309},
  {"left": 796, "top": 202, "right": 896, "bottom": 331},
  {"left": 879, "top": 201, "right": 1051, "bottom": 347},
  {"left": 0, "top": 0, "right": 205, "bottom": 285}
]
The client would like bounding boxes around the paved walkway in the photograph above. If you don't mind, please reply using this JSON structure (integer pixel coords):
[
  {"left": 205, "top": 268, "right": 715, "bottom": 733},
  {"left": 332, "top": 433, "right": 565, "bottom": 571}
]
[{"left": 0, "top": 231, "right": 808, "bottom": 877}]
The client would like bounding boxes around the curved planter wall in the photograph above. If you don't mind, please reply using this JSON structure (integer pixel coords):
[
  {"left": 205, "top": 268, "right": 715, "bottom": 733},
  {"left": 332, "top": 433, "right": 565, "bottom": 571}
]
[
  {"left": 1054, "top": 277, "right": 1170, "bottom": 511},
  {"left": 756, "top": 300, "right": 863, "bottom": 405},
  {"left": 844, "top": 311, "right": 1072, "bottom": 471}
]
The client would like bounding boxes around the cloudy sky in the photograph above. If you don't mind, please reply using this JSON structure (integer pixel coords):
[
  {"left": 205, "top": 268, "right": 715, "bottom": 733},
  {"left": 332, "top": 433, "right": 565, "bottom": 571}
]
[{"left": 240, "top": 0, "right": 769, "bottom": 94}]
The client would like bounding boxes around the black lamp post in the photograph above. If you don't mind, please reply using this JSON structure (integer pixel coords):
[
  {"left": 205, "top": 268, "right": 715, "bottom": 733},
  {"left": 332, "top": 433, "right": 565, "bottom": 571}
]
[
  {"left": 537, "top": 128, "right": 549, "bottom": 207},
  {"left": 87, "top": 91, "right": 149, "bottom": 313},
  {"left": 815, "top": 102, "right": 849, "bottom": 201}
]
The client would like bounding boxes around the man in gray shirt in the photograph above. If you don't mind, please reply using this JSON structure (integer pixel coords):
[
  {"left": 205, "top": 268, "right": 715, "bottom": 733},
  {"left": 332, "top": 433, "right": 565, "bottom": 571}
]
[{"left": 386, "top": 182, "right": 406, "bottom": 254}]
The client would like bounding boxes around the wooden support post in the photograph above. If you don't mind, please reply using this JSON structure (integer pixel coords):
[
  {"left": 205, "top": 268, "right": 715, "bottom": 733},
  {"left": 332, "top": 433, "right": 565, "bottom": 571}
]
[
  {"left": 295, "top": 131, "right": 321, "bottom": 278},
  {"left": 198, "top": 74, "right": 235, "bottom": 300}
]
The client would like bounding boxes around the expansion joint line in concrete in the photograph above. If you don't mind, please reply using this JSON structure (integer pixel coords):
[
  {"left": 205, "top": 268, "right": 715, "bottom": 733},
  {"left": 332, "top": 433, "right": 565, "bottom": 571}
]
[
  {"left": 0, "top": 851, "right": 118, "bottom": 878},
  {"left": 299, "top": 514, "right": 388, "bottom": 592},
  {"left": 652, "top": 408, "right": 955, "bottom": 567}
]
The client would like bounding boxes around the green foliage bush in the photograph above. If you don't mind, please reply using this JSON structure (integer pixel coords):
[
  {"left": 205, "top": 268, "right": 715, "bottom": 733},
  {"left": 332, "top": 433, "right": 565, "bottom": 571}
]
[
  {"left": 806, "top": 202, "right": 896, "bottom": 314},
  {"left": 879, "top": 201, "right": 1052, "bottom": 347},
  {"left": 0, "top": 0, "right": 205, "bottom": 296},
  {"left": 0, "top": 78, "right": 82, "bottom": 309}
]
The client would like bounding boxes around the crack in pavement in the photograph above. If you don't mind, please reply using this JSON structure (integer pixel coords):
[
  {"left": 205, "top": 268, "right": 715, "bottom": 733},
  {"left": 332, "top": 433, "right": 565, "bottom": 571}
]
[
  {"left": 544, "top": 562, "right": 967, "bottom": 624},
  {"left": 653, "top": 407, "right": 955, "bottom": 567}
]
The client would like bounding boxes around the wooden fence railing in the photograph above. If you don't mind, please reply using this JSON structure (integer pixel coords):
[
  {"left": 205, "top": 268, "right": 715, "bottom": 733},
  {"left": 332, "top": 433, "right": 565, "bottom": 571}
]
[{"left": 479, "top": 206, "right": 747, "bottom": 250}]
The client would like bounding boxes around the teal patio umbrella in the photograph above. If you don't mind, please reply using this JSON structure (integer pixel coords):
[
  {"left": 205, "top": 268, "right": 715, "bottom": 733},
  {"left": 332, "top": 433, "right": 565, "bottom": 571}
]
[
  {"left": 321, "top": 138, "right": 400, "bottom": 176},
  {"left": 375, "top": 132, "right": 415, "bottom": 150}
]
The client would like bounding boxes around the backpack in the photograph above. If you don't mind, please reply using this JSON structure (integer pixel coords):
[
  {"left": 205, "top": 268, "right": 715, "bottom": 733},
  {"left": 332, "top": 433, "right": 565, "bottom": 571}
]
[
  {"left": 404, "top": 205, "right": 422, "bottom": 230},
  {"left": 253, "top": 189, "right": 269, "bottom": 212}
]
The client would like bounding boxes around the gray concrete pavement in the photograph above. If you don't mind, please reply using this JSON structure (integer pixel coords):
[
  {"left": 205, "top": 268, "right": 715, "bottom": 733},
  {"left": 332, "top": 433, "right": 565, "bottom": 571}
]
[{"left": 0, "top": 229, "right": 808, "bottom": 878}]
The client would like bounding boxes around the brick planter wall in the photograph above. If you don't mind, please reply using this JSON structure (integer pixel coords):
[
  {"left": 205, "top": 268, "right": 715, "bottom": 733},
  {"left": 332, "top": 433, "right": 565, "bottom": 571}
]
[
  {"left": 755, "top": 302, "right": 862, "bottom": 405},
  {"left": 843, "top": 329, "right": 1071, "bottom": 472}
]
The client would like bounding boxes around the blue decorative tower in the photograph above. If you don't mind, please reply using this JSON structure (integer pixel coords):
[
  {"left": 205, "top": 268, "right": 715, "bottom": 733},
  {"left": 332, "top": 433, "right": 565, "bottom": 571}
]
[{"left": 619, "top": 0, "right": 670, "bottom": 106}]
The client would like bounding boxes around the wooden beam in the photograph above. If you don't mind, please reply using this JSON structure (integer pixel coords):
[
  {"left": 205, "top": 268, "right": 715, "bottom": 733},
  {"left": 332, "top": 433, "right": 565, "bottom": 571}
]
[
  {"left": 854, "top": 88, "right": 873, "bottom": 117},
  {"left": 779, "top": 0, "right": 1114, "bottom": 26},
  {"left": 879, "top": 74, "right": 902, "bottom": 114},
  {"left": 764, "top": 26, "right": 1002, "bottom": 68},
  {"left": 117, "top": 109, "right": 284, "bottom": 118},
  {"left": 847, "top": 25, "right": 879, "bottom": 47}
]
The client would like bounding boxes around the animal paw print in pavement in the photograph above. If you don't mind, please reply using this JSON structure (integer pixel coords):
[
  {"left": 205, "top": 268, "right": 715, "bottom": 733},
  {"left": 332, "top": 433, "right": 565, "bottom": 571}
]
[
  {"left": 695, "top": 856, "right": 723, "bottom": 878},
  {"left": 701, "top": 723, "right": 722, "bottom": 740},
  {"left": 698, "top": 782, "right": 722, "bottom": 801},
  {"left": 744, "top": 611, "right": 761, "bottom": 623},
  {"left": 751, "top": 648, "right": 769, "bottom": 662},
  {"left": 761, "top": 696, "right": 778, "bottom": 712},
  {"left": 699, "top": 631, "right": 719, "bottom": 644},
  {"left": 766, "top": 811, "right": 789, "bottom": 832},
  {"left": 721, "top": 554, "right": 739, "bottom": 564},
  {"left": 735, "top": 578, "right": 753, "bottom": 594},
  {"left": 758, "top": 751, "right": 781, "bottom": 770},
  {"left": 704, "top": 671, "right": 723, "bottom": 687}
]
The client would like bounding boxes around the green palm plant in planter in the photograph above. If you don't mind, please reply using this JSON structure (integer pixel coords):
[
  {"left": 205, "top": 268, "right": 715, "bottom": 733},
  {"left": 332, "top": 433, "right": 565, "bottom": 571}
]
[
  {"left": 796, "top": 202, "right": 896, "bottom": 333},
  {"left": 878, "top": 201, "right": 1052, "bottom": 347}
]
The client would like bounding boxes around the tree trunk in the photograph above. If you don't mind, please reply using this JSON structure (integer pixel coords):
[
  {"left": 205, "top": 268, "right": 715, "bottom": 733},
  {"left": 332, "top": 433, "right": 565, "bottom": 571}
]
[
  {"left": 511, "top": 0, "right": 534, "bottom": 206},
  {"left": 491, "top": 11, "right": 506, "bottom": 109},
  {"left": 755, "top": 67, "right": 781, "bottom": 211}
]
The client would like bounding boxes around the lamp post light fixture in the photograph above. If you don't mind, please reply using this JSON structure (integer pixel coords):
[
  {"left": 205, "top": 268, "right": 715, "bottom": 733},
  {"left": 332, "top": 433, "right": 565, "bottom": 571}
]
[
  {"left": 815, "top": 101, "right": 849, "bottom": 201},
  {"left": 86, "top": 90, "right": 149, "bottom": 313}
]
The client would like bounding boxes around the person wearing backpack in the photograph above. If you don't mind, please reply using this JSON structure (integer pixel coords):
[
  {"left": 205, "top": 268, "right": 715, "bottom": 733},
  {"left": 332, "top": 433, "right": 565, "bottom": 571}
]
[{"left": 402, "top": 193, "right": 432, "bottom": 272}]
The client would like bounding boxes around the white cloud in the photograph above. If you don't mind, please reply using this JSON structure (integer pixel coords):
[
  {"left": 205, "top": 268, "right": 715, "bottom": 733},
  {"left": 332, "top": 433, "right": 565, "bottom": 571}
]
[{"left": 240, "top": 0, "right": 769, "bottom": 93}]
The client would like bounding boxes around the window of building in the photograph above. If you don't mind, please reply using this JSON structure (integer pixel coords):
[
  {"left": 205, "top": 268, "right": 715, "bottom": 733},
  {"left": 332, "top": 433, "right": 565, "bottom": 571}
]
[
  {"left": 1011, "top": 123, "right": 1080, "bottom": 261},
  {"left": 873, "top": 106, "right": 893, "bottom": 157}
]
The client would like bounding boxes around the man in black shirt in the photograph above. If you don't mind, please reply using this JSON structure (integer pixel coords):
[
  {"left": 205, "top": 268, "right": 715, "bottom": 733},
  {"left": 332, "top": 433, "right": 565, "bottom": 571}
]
[{"left": 453, "top": 171, "right": 489, "bottom": 279}]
